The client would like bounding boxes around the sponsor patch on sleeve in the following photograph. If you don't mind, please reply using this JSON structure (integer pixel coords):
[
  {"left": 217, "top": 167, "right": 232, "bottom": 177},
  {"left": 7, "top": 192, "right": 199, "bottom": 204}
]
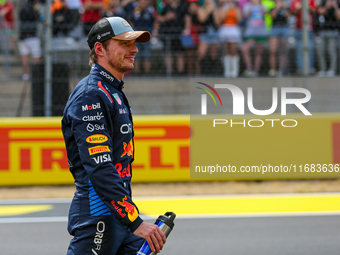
[
  {"left": 86, "top": 134, "right": 108, "bottom": 143},
  {"left": 117, "top": 196, "right": 138, "bottom": 221},
  {"left": 88, "top": 145, "right": 110, "bottom": 155}
]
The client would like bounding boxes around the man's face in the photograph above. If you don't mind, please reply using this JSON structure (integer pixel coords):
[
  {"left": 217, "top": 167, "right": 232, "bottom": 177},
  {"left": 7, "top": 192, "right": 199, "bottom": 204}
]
[{"left": 103, "top": 39, "right": 138, "bottom": 74}]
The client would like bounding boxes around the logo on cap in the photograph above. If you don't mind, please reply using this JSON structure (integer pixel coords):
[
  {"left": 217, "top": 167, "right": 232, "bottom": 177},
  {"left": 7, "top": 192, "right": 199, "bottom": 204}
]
[
  {"left": 97, "top": 31, "right": 111, "bottom": 40},
  {"left": 122, "top": 20, "right": 130, "bottom": 27},
  {"left": 125, "top": 31, "right": 138, "bottom": 39}
]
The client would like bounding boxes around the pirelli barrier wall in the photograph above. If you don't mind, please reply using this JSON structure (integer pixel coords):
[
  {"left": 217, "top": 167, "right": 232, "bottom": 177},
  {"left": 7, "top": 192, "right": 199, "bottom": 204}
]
[
  {"left": 0, "top": 116, "right": 190, "bottom": 186},
  {"left": 0, "top": 114, "right": 340, "bottom": 186}
]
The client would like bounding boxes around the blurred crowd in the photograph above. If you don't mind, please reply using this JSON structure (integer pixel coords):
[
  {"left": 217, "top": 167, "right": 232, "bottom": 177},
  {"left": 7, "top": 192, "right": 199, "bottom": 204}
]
[{"left": 1, "top": 0, "right": 340, "bottom": 79}]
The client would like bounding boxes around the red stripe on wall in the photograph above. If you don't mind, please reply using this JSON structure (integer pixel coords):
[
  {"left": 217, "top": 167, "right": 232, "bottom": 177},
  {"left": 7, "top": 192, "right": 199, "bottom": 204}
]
[{"left": 332, "top": 123, "right": 340, "bottom": 163}]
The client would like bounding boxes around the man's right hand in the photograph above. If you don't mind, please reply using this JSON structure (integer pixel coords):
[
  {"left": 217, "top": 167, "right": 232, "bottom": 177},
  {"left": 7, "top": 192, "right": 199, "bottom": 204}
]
[{"left": 133, "top": 221, "right": 166, "bottom": 253}]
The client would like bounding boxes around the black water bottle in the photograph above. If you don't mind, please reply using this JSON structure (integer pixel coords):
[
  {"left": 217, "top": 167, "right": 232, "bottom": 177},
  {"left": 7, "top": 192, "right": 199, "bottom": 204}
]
[{"left": 136, "top": 212, "right": 176, "bottom": 255}]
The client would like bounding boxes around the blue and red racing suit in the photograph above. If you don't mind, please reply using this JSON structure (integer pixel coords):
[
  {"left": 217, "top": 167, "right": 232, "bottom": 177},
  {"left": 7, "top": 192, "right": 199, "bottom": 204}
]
[{"left": 62, "top": 63, "right": 143, "bottom": 255}]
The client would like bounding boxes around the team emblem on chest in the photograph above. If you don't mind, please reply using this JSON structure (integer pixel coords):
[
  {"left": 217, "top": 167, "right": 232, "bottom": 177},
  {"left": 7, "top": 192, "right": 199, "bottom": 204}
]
[{"left": 113, "top": 93, "right": 122, "bottom": 105}]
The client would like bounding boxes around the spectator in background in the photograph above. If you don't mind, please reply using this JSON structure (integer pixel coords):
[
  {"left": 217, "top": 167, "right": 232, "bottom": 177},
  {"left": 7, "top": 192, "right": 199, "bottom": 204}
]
[
  {"left": 238, "top": 0, "right": 249, "bottom": 11},
  {"left": 0, "top": 0, "right": 14, "bottom": 54},
  {"left": 217, "top": 0, "right": 242, "bottom": 77},
  {"left": 64, "top": 0, "right": 82, "bottom": 31},
  {"left": 81, "top": 0, "right": 103, "bottom": 35},
  {"left": 290, "top": 0, "right": 316, "bottom": 75},
  {"left": 128, "top": 0, "right": 155, "bottom": 74},
  {"left": 103, "top": 0, "right": 126, "bottom": 18},
  {"left": 103, "top": 0, "right": 112, "bottom": 10},
  {"left": 51, "top": 0, "right": 71, "bottom": 36},
  {"left": 197, "top": 0, "right": 219, "bottom": 76},
  {"left": 316, "top": 0, "right": 340, "bottom": 77},
  {"left": 262, "top": 0, "right": 275, "bottom": 34},
  {"left": 268, "top": 0, "right": 290, "bottom": 76},
  {"left": 241, "top": 0, "right": 267, "bottom": 77},
  {"left": 121, "top": 0, "right": 138, "bottom": 18},
  {"left": 158, "top": 0, "right": 189, "bottom": 75},
  {"left": 18, "top": 0, "right": 42, "bottom": 81},
  {"left": 184, "top": 0, "right": 201, "bottom": 76}
]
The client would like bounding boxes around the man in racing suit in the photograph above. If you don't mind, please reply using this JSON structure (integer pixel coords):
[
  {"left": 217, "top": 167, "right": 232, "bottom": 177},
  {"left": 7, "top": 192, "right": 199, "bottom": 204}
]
[{"left": 61, "top": 17, "right": 166, "bottom": 255}]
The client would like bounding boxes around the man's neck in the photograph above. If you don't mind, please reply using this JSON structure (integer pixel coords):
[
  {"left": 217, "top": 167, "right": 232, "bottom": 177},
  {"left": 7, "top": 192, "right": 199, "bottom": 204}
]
[{"left": 97, "top": 61, "right": 124, "bottom": 81}]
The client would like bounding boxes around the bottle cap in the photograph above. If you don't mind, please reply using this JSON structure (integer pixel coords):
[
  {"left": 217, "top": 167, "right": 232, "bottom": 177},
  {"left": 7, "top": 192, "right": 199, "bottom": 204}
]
[{"left": 157, "top": 212, "right": 176, "bottom": 229}]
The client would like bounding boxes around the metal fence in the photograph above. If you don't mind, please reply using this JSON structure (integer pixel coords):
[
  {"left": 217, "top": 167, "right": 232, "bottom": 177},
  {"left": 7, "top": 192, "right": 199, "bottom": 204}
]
[{"left": 1, "top": 0, "right": 340, "bottom": 117}]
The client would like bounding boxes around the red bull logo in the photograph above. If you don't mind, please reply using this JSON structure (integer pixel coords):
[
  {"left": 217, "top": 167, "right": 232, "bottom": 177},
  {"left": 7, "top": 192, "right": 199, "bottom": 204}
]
[
  {"left": 120, "top": 139, "right": 133, "bottom": 157},
  {"left": 117, "top": 196, "right": 138, "bottom": 221},
  {"left": 110, "top": 200, "right": 127, "bottom": 218}
]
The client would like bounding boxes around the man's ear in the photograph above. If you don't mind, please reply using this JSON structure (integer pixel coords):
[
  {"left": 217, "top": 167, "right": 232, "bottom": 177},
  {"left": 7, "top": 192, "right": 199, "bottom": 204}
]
[{"left": 95, "top": 42, "right": 105, "bottom": 57}]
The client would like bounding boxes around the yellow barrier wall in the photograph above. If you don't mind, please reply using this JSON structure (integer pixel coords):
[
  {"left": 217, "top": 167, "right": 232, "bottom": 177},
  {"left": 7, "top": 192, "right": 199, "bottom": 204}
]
[
  {"left": 0, "top": 114, "right": 340, "bottom": 185},
  {"left": 0, "top": 116, "right": 190, "bottom": 186},
  {"left": 191, "top": 114, "right": 340, "bottom": 179}
]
